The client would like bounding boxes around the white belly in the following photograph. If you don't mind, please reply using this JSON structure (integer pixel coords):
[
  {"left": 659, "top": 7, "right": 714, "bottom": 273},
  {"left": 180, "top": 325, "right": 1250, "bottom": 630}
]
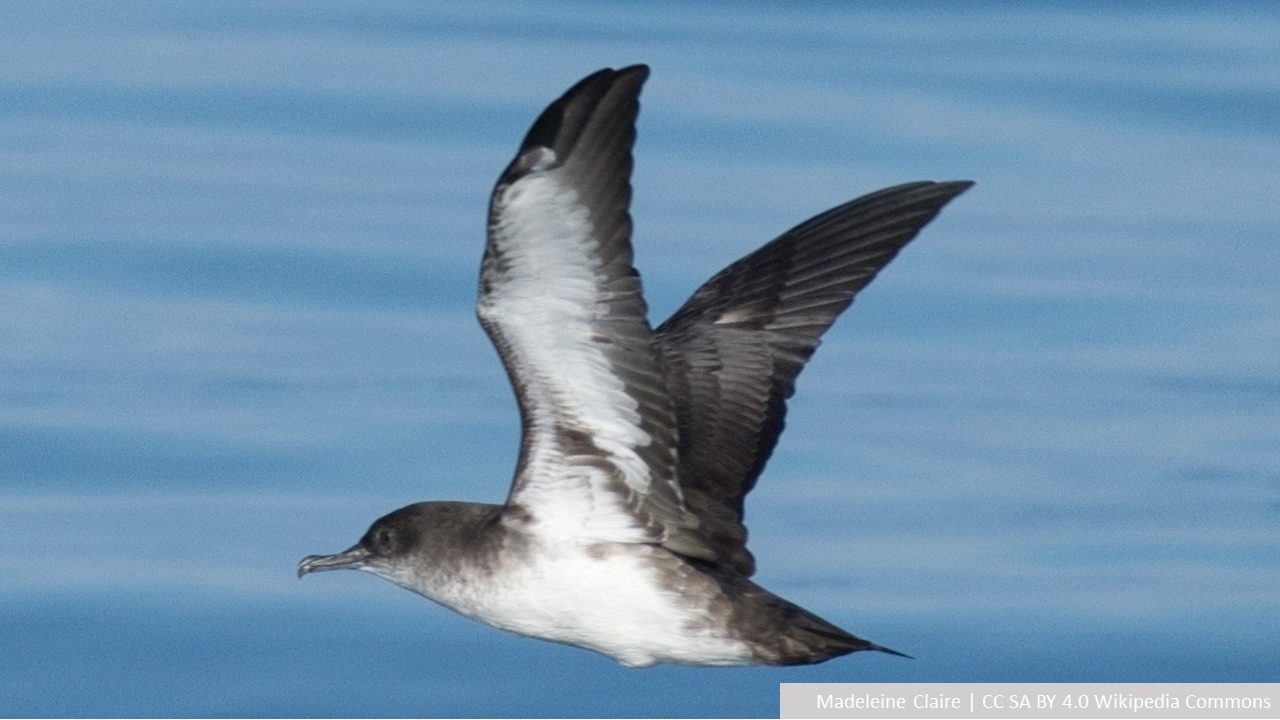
[{"left": 415, "top": 541, "right": 753, "bottom": 667}]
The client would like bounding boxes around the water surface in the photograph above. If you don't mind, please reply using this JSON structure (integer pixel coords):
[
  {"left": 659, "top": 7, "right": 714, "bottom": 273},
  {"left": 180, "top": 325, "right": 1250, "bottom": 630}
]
[{"left": 3, "top": 2, "right": 1278, "bottom": 717}]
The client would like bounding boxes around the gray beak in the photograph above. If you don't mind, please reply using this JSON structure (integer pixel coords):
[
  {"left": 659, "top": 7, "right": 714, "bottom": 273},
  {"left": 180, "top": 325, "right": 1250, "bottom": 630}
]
[{"left": 297, "top": 545, "right": 371, "bottom": 578}]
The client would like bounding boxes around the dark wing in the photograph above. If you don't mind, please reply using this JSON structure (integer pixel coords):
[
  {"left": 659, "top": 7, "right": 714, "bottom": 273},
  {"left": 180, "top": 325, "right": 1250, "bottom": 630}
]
[
  {"left": 654, "top": 181, "right": 974, "bottom": 574},
  {"left": 478, "top": 65, "right": 713, "bottom": 560}
]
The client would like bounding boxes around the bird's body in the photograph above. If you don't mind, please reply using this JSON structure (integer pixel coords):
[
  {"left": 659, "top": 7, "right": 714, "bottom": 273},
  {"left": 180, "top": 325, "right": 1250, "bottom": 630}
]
[
  {"left": 340, "top": 501, "right": 886, "bottom": 667},
  {"left": 384, "top": 503, "right": 753, "bottom": 667},
  {"left": 298, "top": 65, "right": 972, "bottom": 667}
]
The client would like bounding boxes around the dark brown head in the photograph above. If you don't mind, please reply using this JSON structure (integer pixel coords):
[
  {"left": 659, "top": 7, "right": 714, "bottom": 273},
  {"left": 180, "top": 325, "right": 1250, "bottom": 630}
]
[{"left": 296, "top": 501, "right": 503, "bottom": 585}]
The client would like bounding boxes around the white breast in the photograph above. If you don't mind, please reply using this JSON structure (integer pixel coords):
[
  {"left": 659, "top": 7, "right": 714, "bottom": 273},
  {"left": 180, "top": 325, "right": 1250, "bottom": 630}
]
[{"left": 417, "top": 539, "right": 754, "bottom": 667}]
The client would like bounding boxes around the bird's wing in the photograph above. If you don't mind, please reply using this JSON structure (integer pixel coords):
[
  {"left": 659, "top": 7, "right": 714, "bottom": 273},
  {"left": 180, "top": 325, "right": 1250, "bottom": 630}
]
[
  {"left": 654, "top": 181, "right": 974, "bottom": 575},
  {"left": 479, "top": 65, "right": 713, "bottom": 560}
]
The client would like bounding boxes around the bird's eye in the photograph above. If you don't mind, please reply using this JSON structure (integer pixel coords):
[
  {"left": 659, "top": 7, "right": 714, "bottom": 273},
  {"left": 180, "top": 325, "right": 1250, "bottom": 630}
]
[{"left": 373, "top": 527, "right": 396, "bottom": 552}]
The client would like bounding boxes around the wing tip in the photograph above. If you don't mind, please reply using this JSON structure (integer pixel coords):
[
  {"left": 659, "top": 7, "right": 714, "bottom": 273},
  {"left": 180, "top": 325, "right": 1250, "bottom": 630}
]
[
  {"left": 516, "top": 65, "right": 650, "bottom": 158},
  {"left": 939, "top": 179, "right": 976, "bottom": 198}
]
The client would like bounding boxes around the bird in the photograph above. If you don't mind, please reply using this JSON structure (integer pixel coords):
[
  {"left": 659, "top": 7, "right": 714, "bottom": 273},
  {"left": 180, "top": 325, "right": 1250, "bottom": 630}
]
[{"left": 297, "top": 64, "right": 972, "bottom": 667}]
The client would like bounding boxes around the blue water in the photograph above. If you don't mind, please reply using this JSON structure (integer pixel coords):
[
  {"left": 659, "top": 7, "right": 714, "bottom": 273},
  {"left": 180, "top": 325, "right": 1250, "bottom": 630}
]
[{"left": 3, "top": 2, "right": 1278, "bottom": 717}]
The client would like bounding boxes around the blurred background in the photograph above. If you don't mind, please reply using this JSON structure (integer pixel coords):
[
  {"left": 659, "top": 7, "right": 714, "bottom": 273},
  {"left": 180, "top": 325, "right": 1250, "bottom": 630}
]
[{"left": 2, "top": 1, "right": 1277, "bottom": 716}]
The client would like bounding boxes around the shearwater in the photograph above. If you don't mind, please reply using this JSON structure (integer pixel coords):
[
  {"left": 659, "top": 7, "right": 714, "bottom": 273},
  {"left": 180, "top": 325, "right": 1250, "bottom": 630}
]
[{"left": 297, "top": 65, "right": 971, "bottom": 667}]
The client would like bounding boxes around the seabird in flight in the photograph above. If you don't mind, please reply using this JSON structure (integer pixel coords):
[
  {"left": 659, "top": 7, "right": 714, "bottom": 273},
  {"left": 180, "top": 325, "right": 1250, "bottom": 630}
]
[{"left": 298, "top": 65, "right": 972, "bottom": 667}]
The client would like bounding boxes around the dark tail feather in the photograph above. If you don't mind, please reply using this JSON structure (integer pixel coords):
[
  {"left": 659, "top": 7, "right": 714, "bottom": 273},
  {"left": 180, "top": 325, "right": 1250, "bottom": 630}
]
[
  {"left": 787, "top": 620, "right": 913, "bottom": 664},
  {"left": 758, "top": 598, "right": 914, "bottom": 665},
  {"left": 867, "top": 641, "right": 914, "bottom": 660}
]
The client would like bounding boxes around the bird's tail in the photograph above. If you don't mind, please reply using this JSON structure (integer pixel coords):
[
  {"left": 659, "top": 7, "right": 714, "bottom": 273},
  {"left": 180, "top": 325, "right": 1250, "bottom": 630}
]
[
  {"left": 761, "top": 598, "right": 912, "bottom": 666},
  {"left": 792, "top": 612, "right": 912, "bottom": 663}
]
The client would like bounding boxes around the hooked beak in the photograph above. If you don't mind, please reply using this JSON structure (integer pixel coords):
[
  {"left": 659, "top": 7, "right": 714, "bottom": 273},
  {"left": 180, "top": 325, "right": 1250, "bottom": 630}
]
[{"left": 297, "top": 545, "right": 371, "bottom": 578}]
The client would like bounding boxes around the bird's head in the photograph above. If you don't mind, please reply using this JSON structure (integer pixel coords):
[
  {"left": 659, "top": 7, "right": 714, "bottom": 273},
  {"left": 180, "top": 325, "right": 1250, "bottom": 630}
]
[
  {"left": 297, "top": 501, "right": 503, "bottom": 587},
  {"left": 296, "top": 503, "right": 429, "bottom": 579}
]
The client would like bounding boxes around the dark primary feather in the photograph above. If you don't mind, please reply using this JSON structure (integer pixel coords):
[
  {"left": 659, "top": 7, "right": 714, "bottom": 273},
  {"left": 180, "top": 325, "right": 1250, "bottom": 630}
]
[
  {"left": 655, "top": 181, "right": 974, "bottom": 575},
  {"left": 507, "top": 66, "right": 640, "bottom": 262}
]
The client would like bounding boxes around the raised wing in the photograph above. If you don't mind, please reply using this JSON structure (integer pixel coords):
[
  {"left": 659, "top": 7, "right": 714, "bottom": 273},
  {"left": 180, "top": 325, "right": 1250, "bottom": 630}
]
[
  {"left": 655, "top": 181, "right": 974, "bottom": 575},
  {"left": 478, "top": 65, "right": 713, "bottom": 560}
]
